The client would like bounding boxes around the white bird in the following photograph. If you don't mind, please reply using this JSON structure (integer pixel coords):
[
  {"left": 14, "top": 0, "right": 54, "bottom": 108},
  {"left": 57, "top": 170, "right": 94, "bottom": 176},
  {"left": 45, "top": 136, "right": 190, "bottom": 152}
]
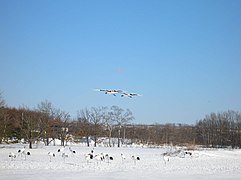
[
  {"left": 57, "top": 147, "right": 65, "bottom": 157},
  {"left": 163, "top": 155, "right": 169, "bottom": 165},
  {"left": 121, "top": 153, "right": 126, "bottom": 163},
  {"left": 162, "top": 152, "right": 170, "bottom": 165},
  {"left": 85, "top": 149, "right": 94, "bottom": 164},
  {"left": 94, "top": 89, "right": 122, "bottom": 96},
  {"left": 22, "top": 150, "right": 31, "bottom": 160},
  {"left": 9, "top": 152, "right": 16, "bottom": 160},
  {"left": 131, "top": 155, "right": 140, "bottom": 165},
  {"left": 85, "top": 153, "right": 93, "bottom": 164},
  {"left": 48, "top": 152, "right": 55, "bottom": 162},
  {"left": 94, "top": 154, "right": 105, "bottom": 165},
  {"left": 132, "top": 155, "right": 140, "bottom": 160},
  {"left": 69, "top": 147, "right": 76, "bottom": 156},
  {"left": 62, "top": 152, "right": 68, "bottom": 162},
  {"left": 104, "top": 154, "right": 113, "bottom": 163},
  {"left": 85, "top": 153, "right": 93, "bottom": 160},
  {"left": 18, "top": 147, "right": 26, "bottom": 157},
  {"left": 184, "top": 151, "right": 192, "bottom": 157},
  {"left": 121, "top": 91, "right": 142, "bottom": 98},
  {"left": 18, "top": 147, "right": 30, "bottom": 160}
]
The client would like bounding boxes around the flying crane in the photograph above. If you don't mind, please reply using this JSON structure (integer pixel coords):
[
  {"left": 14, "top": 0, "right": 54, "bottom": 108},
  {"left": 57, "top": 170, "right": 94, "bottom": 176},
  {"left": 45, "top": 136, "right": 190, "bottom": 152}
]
[
  {"left": 94, "top": 89, "right": 142, "bottom": 98},
  {"left": 121, "top": 91, "right": 142, "bottom": 98},
  {"left": 94, "top": 89, "right": 122, "bottom": 96}
]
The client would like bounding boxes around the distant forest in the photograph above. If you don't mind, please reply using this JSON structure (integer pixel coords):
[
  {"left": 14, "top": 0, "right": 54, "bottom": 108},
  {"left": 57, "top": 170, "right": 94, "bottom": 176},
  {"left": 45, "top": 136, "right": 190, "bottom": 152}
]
[{"left": 1, "top": 94, "right": 240, "bottom": 149}]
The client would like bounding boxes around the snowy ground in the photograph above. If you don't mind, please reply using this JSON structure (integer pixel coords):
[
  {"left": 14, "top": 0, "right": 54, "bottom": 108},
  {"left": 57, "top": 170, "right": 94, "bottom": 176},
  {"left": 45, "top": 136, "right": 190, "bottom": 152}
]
[{"left": 0, "top": 144, "right": 240, "bottom": 180}]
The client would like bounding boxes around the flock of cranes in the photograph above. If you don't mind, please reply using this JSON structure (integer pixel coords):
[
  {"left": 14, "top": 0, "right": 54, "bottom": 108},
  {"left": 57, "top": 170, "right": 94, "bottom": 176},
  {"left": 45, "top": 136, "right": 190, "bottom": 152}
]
[
  {"left": 9, "top": 147, "right": 142, "bottom": 165},
  {"left": 94, "top": 89, "right": 142, "bottom": 98}
]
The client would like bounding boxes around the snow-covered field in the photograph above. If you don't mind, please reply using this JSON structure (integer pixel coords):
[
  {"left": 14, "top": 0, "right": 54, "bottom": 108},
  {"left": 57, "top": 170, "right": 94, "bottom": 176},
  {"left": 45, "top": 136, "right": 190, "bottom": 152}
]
[{"left": 0, "top": 144, "right": 240, "bottom": 180}]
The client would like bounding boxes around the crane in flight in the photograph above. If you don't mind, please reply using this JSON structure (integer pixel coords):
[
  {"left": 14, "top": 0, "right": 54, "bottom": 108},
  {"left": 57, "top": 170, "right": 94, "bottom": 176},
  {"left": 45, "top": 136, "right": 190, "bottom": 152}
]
[
  {"left": 94, "top": 89, "right": 122, "bottom": 96},
  {"left": 121, "top": 91, "right": 142, "bottom": 98},
  {"left": 94, "top": 89, "right": 142, "bottom": 98}
]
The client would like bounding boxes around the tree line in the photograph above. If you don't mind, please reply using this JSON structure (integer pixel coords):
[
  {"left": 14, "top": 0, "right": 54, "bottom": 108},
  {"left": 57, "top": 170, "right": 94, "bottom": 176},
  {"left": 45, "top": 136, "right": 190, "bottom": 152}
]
[
  {"left": 0, "top": 93, "right": 240, "bottom": 148},
  {"left": 0, "top": 96, "right": 135, "bottom": 148},
  {"left": 196, "top": 110, "right": 241, "bottom": 148}
]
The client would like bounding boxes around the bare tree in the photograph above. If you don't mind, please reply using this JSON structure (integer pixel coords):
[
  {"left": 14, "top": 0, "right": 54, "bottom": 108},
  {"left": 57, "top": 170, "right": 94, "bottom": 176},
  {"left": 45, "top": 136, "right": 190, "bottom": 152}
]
[
  {"left": 19, "top": 107, "right": 47, "bottom": 149},
  {"left": 102, "top": 107, "right": 115, "bottom": 147},
  {"left": 0, "top": 107, "right": 22, "bottom": 144},
  {"left": 59, "top": 111, "right": 70, "bottom": 146},
  {"left": 36, "top": 100, "right": 59, "bottom": 146},
  {"left": 0, "top": 91, "right": 7, "bottom": 142},
  {"left": 89, "top": 107, "right": 105, "bottom": 147},
  {"left": 110, "top": 106, "right": 134, "bottom": 147},
  {"left": 0, "top": 92, "right": 6, "bottom": 108},
  {"left": 196, "top": 111, "right": 241, "bottom": 148},
  {"left": 77, "top": 108, "right": 93, "bottom": 147},
  {"left": 0, "top": 108, "right": 10, "bottom": 143}
]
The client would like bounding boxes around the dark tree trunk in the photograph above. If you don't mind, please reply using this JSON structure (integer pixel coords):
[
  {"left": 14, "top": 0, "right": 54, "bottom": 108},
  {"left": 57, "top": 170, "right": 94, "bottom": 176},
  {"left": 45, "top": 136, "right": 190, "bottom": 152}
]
[
  {"left": 86, "top": 136, "right": 89, "bottom": 147},
  {"left": 94, "top": 136, "right": 97, "bottom": 147}
]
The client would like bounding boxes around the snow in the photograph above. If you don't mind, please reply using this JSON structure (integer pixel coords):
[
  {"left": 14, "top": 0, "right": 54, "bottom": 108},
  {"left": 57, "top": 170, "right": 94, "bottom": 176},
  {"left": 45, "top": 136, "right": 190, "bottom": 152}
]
[{"left": 0, "top": 144, "right": 240, "bottom": 180}]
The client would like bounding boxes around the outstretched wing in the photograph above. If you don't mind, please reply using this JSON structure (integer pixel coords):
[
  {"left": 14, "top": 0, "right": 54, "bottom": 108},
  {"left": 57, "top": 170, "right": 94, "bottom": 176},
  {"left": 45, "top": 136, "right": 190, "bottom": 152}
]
[
  {"left": 130, "top": 93, "right": 142, "bottom": 96},
  {"left": 94, "top": 89, "right": 123, "bottom": 95},
  {"left": 94, "top": 89, "right": 108, "bottom": 92}
]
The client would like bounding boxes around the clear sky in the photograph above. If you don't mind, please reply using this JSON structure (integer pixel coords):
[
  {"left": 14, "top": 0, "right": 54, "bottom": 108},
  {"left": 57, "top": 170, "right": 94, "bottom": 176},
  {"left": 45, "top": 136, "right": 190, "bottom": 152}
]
[{"left": 0, "top": 0, "right": 241, "bottom": 124}]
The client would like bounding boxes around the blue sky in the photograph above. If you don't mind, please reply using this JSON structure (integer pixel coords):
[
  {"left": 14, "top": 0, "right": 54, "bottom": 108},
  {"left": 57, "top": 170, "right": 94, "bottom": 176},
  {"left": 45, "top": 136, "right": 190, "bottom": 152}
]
[{"left": 0, "top": 0, "right": 241, "bottom": 124}]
